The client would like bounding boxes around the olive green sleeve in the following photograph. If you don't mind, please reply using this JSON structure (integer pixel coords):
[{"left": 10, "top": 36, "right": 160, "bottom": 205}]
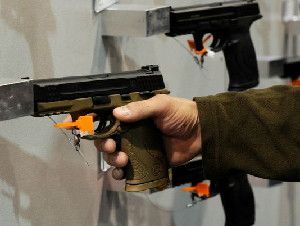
[{"left": 193, "top": 85, "right": 300, "bottom": 182}]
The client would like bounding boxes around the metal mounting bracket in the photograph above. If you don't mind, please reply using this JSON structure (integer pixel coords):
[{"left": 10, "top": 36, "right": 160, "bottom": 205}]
[
  {"left": 101, "top": 4, "right": 170, "bottom": 37},
  {"left": 94, "top": 0, "right": 119, "bottom": 13}
]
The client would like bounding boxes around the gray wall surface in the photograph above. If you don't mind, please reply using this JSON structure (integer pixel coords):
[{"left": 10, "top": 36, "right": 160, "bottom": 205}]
[{"left": 0, "top": 0, "right": 298, "bottom": 225}]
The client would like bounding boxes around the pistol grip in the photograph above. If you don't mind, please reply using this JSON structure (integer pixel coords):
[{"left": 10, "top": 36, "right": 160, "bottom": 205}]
[
  {"left": 219, "top": 173, "right": 255, "bottom": 226},
  {"left": 121, "top": 120, "right": 170, "bottom": 192},
  {"left": 223, "top": 30, "right": 259, "bottom": 91}
]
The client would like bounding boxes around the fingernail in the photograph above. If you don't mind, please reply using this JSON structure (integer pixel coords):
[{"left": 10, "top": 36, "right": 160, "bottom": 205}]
[{"left": 115, "top": 106, "right": 131, "bottom": 116}]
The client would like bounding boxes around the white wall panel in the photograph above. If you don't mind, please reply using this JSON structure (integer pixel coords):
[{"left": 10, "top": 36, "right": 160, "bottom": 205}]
[{"left": 0, "top": 0, "right": 298, "bottom": 226}]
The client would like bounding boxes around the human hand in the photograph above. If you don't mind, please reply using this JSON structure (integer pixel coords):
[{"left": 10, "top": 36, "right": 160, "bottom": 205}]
[{"left": 94, "top": 94, "right": 202, "bottom": 180}]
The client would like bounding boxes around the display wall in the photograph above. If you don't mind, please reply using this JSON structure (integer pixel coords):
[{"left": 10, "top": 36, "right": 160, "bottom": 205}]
[{"left": 0, "top": 0, "right": 298, "bottom": 225}]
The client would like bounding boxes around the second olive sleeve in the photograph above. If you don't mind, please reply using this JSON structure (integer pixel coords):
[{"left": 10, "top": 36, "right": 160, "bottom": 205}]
[{"left": 194, "top": 85, "right": 300, "bottom": 182}]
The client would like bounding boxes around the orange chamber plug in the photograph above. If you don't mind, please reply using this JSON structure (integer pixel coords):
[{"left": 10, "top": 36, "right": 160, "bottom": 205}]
[
  {"left": 182, "top": 183, "right": 211, "bottom": 198},
  {"left": 54, "top": 116, "right": 94, "bottom": 135},
  {"left": 291, "top": 78, "right": 300, "bottom": 86}
]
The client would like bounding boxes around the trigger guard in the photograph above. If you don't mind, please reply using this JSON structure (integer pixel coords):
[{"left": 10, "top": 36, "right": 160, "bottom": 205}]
[
  {"left": 83, "top": 119, "right": 121, "bottom": 140},
  {"left": 95, "top": 119, "right": 121, "bottom": 139},
  {"left": 210, "top": 37, "right": 220, "bottom": 49},
  {"left": 210, "top": 37, "right": 225, "bottom": 52}
]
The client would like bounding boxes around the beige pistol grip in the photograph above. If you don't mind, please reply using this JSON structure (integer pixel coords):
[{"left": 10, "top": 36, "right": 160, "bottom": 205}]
[{"left": 121, "top": 119, "right": 169, "bottom": 192}]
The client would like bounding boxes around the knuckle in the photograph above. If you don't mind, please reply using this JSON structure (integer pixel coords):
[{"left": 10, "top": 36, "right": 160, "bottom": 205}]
[
  {"left": 115, "top": 154, "right": 125, "bottom": 167},
  {"left": 105, "top": 153, "right": 124, "bottom": 167},
  {"left": 152, "top": 94, "right": 171, "bottom": 116},
  {"left": 128, "top": 101, "right": 144, "bottom": 112},
  {"left": 155, "top": 94, "right": 171, "bottom": 108},
  {"left": 99, "top": 139, "right": 116, "bottom": 153},
  {"left": 155, "top": 94, "right": 169, "bottom": 102}
]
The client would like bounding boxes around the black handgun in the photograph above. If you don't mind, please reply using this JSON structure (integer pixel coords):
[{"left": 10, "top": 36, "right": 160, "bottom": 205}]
[{"left": 166, "top": 0, "right": 262, "bottom": 92}]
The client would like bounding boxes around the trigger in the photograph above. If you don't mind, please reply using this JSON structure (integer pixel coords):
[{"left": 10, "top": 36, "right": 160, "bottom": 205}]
[
  {"left": 95, "top": 115, "right": 109, "bottom": 132},
  {"left": 210, "top": 36, "right": 227, "bottom": 52},
  {"left": 94, "top": 115, "right": 116, "bottom": 133}
]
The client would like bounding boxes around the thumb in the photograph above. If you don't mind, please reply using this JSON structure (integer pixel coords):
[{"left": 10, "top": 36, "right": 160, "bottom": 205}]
[{"left": 113, "top": 95, "right": 166, "bottom": 123}]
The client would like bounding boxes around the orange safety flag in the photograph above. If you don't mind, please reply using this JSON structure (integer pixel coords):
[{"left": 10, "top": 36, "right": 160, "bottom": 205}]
[
  {"left": 182, "top": 183, "right": 210, "bottom": 198},
  {"left": 54, "top": 116, "right": 94, "bottom": 135},
  {"left": 291, "top": 78, "right": 300, "bottom": 86}
]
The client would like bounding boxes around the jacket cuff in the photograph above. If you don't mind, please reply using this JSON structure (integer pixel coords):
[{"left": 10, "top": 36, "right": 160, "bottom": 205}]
[{"left": 193, "top": 96, "right": 221, "bottom": 179}]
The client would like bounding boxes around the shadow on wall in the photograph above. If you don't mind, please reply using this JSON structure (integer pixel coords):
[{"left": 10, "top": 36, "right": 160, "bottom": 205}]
[
  {"left": 254, "top": 1, "right": 272, "bottom": 55},
  {"left": 0, "top": 136, "right": 98, "bottom": 226},
  {"left": 91, "top": 18, "right": 108, "bottom": 75},
  {"left": 103, "top": 36, "right": 138, "bottom": 73},
  {"left": 97, "top": 165, "right": 207, "bottom": 225},
  {"left": 0, "top": 0, "right": 56, "bottom": 79},
  {"left": 97, "top": 175, "right": 207, "bottom": 226},
  {"left": 254, "top": 0, "right": 284, "bottom": 56},
  {"left": 98, "top": 188, "right": 175, "bottom": 226},
  {"left": 97, "top": 161, "right": 175, "bottom": 225}
]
